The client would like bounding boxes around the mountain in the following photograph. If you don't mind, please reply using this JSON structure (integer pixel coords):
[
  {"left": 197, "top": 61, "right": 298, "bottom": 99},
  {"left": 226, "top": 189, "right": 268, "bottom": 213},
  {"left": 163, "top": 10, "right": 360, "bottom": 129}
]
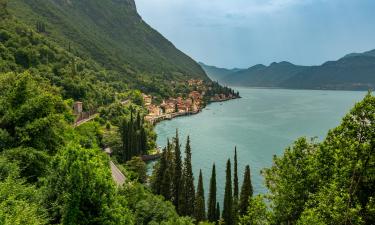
[
  {"left": 201, "top": 49, "right": 375, "bottom": 90},
  {"left": 8, "top": 0, "right": 208, "bottom": 84},
  {"left": 199, "top": 62, "right": 242, "bottom": 81},
  {"left": 343, "top": 49, "right": 375, "bottom": 58}
]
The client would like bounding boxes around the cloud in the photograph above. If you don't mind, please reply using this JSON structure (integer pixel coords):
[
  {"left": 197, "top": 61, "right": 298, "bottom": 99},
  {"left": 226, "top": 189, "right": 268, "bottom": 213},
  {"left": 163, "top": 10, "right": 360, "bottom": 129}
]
[{"left": 135, "top": 0, "right": 375, "bottom": 68}]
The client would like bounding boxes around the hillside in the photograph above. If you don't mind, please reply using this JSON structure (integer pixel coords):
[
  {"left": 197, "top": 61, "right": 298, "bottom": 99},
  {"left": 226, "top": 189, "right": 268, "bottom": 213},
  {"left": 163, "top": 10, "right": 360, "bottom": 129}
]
[
  {"left": 201, "top": 49, "right": 375, "bottom": 90},
  {"left": 8, "top": 0, "right": 208, "bottom": 86}
]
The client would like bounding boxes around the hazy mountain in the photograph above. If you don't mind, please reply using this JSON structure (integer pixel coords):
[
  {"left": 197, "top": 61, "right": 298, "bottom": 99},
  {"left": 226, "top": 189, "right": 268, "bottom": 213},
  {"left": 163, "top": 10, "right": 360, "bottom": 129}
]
[
  {"left": 198, "top": 62, "right": 243, "bottom": 81},
  {"left": 201, "top": 49, "right": 375, "bottom": 90},
  {"left": 9, "top": 0, "right": 208, "bottom": 83}
]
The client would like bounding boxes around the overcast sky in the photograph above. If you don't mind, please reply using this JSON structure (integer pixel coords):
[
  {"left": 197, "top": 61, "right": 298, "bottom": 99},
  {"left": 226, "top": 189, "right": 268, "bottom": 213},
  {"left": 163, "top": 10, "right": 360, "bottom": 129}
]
[{"left": 135, "top": 0, "right": 375, "bottom": 68}]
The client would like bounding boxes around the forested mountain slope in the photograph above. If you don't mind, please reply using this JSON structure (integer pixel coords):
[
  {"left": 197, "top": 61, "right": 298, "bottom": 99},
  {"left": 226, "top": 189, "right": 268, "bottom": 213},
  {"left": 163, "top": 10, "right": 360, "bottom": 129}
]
[
  {"left": 201, "top": 49, "right": 375, "bottom": 90},
  {"left": 8, "top": 0, "right": 208, "bottom": 84}
]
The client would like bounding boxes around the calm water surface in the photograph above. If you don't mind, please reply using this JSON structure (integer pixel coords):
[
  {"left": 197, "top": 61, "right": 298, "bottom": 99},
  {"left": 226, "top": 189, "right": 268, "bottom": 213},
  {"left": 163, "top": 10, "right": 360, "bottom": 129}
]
[{"left": 155, "top": 88, "right": 366, "bottom": 203}]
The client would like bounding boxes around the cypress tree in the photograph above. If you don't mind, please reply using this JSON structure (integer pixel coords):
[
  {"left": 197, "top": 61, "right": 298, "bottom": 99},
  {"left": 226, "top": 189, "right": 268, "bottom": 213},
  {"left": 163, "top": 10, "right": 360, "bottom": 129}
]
[
  {"left": 194, "top": 169, "right": 206, "bottom": 222},
  {"left": 161, "top": 141, "right": 173, "bottom": 201},
  {"left": 207, "top": 163, "right": 217, "bottom": 222},
  {"left": 216, "top": 202, "right": 221, "bottom": 223},
  {"left": 233, "top": 148, "right": 239, "bottom": 224},
  {"left": 223, "top": 159, "right": 233, "bottom": 225},
  {"left": 239, "top": 165, "right": 253, "bottom": 216},
  {"left": 233, "top": 147, "right": 239, "bottom": 199},
  {"left": 173, "top": 129, "right": 183, "bottom": 211},
  {"left": 153, "top": 147, "right": 167, "bottom": 194},
  {"left": 182, "top": 136, "right": 195, "bottom": 216}
]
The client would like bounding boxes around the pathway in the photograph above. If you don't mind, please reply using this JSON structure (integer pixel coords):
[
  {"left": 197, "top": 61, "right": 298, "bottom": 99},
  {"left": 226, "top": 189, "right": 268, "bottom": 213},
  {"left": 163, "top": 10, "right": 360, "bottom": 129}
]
[{"left": 110, "top": 161, "right": 126, "bottom": 186}]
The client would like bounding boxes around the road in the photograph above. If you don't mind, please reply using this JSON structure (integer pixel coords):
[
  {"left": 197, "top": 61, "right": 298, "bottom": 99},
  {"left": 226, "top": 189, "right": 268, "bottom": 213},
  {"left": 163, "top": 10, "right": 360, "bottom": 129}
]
[
  {"left": 74, "top": 114, "right": 98, "bottom": 127},
  {"left": 110, "top": 161, "right": 126, "bottom": 186}
]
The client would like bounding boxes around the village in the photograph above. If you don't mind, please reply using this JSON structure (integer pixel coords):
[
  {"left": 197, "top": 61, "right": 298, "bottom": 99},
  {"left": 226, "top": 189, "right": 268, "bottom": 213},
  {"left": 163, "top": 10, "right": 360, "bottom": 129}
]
[{"left": 143, "top": 79, "right": 237, "bottom": 124}]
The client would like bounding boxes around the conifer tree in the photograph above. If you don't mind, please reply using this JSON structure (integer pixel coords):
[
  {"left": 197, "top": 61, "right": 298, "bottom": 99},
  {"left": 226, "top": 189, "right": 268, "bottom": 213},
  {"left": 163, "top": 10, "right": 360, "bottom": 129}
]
[
  {"left": 239, "top": 165, "right": 253, "bottom": 216},
  {"left": 160, "top": 141, "right": 173, "bottom": 201},
  {"left": 182, "top": 136, "right": 195, "bottom": 216},
  {"left": 233, "top": 147, "right": 239, "bottom": 199},
  {"left": 207, "top": 163, "right": 217, "bottom": 222},
  {"left": 233, "top": 147, "right": 239, "bottom": 225},
  {"left": 173, "top": 129, "right": 183, "bottom": 210},
  {"left": 194, "top": 169, "right": 206, "bottom": 222},
  {"left": 223, "top": 159, "right": 233, "bottom": 225},
  {"left": 153, "top": 147, "right": 167, "bottom": 194},
  {"left": 216, "top": 202, "right": 221, "bottom": 223}
]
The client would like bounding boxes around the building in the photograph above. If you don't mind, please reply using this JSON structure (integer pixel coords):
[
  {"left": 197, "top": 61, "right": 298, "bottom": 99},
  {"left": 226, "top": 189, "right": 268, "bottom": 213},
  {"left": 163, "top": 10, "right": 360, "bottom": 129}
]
[
  {"left": 147, "top": 104, "right": 162, "bottom": 116},
  {"left": 188, "top": 79, "right": 203, "bottom": 86},
  {"left": 73, "top": 101, "right": 83, "bottom": 115},
  {"left": 142, "top": 94, "right": 152, "bottom": 106},
  {"left": 189, "top": 91, "right": 202, "bottom": 100}
]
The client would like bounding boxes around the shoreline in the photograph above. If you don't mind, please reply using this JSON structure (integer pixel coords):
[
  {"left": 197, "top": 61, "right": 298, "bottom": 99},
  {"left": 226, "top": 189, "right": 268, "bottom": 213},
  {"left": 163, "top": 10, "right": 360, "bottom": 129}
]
[{"left": 150, "top": 96, "right": 240, "bottom": 126}]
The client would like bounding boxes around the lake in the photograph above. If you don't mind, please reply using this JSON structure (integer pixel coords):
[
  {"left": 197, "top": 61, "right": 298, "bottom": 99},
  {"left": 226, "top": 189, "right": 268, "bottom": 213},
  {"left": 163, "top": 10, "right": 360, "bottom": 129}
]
[{"left": 155, "top": 88, "right": 366, "bottom": 204}]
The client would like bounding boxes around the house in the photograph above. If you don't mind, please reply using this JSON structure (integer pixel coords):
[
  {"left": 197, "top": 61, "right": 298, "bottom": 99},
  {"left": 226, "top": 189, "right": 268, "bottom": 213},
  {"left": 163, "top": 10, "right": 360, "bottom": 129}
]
[
  {"left": 142, "top": 94, "right": 152, "bottom": 106},
  {"left": 73, "top": 101, "right": 83, "bottom": 115},
  {"left": 147, "top": 104, "right": 162, "bottom": 116},
  {"left": 188, "top": 79, "right": 203, "bottom": 86},
  {"left": 189, "top": 91, "right": 202, "bottom": 100},
  {"left": 161, "top": 101, "right": 176, "bottom": 114}
]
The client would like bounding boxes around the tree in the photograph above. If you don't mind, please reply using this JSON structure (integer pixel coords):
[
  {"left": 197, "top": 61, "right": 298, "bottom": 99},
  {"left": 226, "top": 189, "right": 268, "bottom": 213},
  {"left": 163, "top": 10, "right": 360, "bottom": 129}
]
[
  {"left": 239, "top": 165, "right": 253, "bottom": 216},
  {"left": 43, "top": 144, "right": 133, "bottom": 224},
  {"left": 182, "top": 136, "right": 195, "bottom": 216},
  {"left": 215, "top": 203, "right": 221, "bottom": 223},
  {"left": 233, "top": 148, "right": 239, "bottom": 225},
  {"left": 126, "top": 156, "right": 147, "bottom": 183},
  {"left": 0, "top": 72, "right": 71, "bottom": 154},
  {"left": 173, "top": 129, "right": 183, "bottom": 211},
  {"left": 194, "top": 170, "right": 206, "bottom": 222},
  {"left": 239, "top": 195, "right": 270, "bottom": 225},
  {"left": 161, "top": 142, "right": 174, "bottom": 201},
  {"left": 0, "top": 0, "right": 7, "bottom": 16},
  {"left": 152, "top": 146, "right": 167, "bottom": 194},
  {"left": 222, "top": 159, "right": 233, "bottom": 225},
  {"left": 233, "top": 147, "right": 239, "bottom": 199},
  {"left": 207, "top": 163, "right": 217, "bottom": 222},
  {"left": 0, "top": 177, "right": 48, "bottom": 225}
]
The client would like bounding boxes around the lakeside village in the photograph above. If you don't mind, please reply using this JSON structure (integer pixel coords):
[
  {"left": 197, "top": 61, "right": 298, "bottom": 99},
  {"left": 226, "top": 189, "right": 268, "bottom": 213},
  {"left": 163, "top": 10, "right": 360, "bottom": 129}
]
[
  {"left": 71, "top": 79, "right": 239, "bottom": 161},
  {"left": 143, "top": 79, "right": 239, "bottom": 125}
]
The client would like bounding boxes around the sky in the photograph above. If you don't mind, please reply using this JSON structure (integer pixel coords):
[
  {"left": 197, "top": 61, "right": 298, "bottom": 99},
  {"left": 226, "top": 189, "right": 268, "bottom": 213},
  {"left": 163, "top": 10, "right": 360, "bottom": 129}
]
[{"left": 135, "top": 0, "right": 375, "bottom": 68}]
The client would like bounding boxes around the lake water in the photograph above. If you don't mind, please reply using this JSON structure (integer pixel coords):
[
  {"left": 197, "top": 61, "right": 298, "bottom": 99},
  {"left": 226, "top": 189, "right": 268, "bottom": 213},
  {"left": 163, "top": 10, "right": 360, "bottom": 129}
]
[{"left": 155, "top": 88, "right": 366, "bottom": 204}]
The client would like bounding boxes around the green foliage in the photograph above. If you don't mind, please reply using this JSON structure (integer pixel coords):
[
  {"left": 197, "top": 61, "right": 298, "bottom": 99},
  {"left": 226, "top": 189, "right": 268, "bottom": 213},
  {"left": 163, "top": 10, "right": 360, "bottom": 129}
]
[
  {"left": 2, "top": 147, "right": 50, "bottom": 183},
  {"left": 173, "top": 130, "right": 183, "bottom": 212},
  {"left": 262, "top": 137, "right": 319, "bottom": 224},
  {"left": 0, "top": 177, "right": 48, "bottom": 225},
  {"left": 194, "top": 170, "right": 206, "bottom": 222},
  {"left": 233, "top": 148, "right": 239, "bottom": 199},
  {"left": 75, "top": 121, "right": 103, "bottom": 149},
  {"left": 182, "top": 136, "right": 196, "bottom": 217},
  {"left": 250, "top": 93, "right": 375, "bottom": 225},
  {"left": 207, "top": 163, "right": 217, "bottom": 222},
  {"left": 239, "top": 165, "right": 253, "bottom": 216},
  {"left": 125, "top": 156, "right": 147, "bottom": 184},
  {"left": 9, "top": 0, "right": 208, "bottom": 96},
  {"left": 118, "top": 110, "right": 149, "bottom": 162},
  {"left": 239, "top": 195, "right": 270, "bottom": 225},
  {"left": 43, "top": 144, "right": 133, "bottom": 225},
  {"left": 120, "top": 182, "right": 194, "bottom": 225},
  {"left": 223, "top": 159, "right": 233, "bottom": 225},
  {"left": 0, "top": 72, "right": 71, "bottom": 153}
]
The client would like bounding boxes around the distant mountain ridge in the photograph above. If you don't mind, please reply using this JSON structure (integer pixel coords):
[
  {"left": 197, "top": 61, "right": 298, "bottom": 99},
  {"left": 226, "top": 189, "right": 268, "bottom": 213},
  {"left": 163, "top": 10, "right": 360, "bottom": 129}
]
[{"left": 201, "top": 49, "right": 375, "bottom": 90}]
